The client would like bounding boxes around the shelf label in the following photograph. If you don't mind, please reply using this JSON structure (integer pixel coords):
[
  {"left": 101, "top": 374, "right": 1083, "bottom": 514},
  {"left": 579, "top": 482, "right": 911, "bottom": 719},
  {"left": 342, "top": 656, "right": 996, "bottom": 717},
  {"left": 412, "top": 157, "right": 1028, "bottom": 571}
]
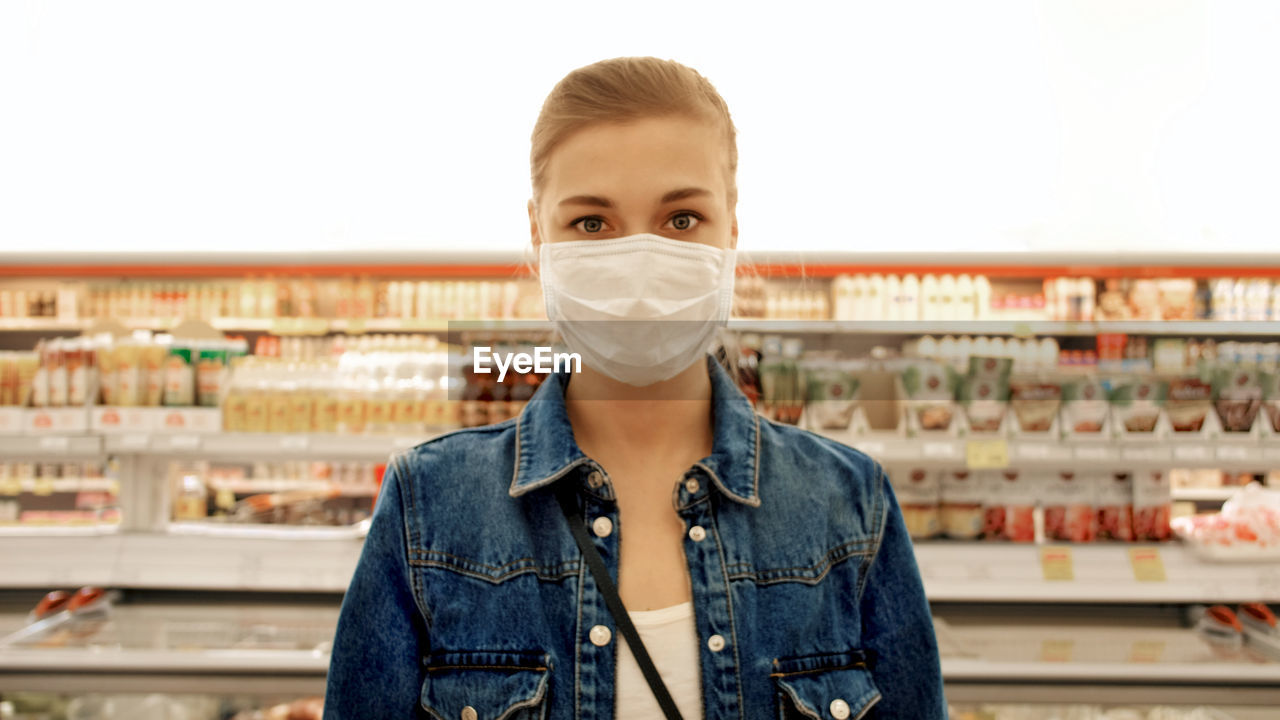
[
  {"left": 168, "top": 434, "right": 201, "bottom": 450},
  {"left": 1039, "top": 639, "right": 1074, "bottom": 662},
  {"left": 1074, "top": 445, "right": 1114, "bottom": 461},
  {"left": 1017, "top": 442, "right": 1052, "bottom": 459},
  {"left": 965, "top": 439, "right": 1009, "bottom": 469},
  {"left": 1173, "top": 445, "right": 1212, "bottom": 462},
  {"left": 856, "top": 441, "right": 886, "bottom": 458},
  {"left": 1128, "top": 640, "right": 1165, "bottom": 663},
  {"left": 279, "top": 435, "right": 310, "bottom": 451},
  {"left": 118, "top": 433, "right": 149, "bottom": 450},
  {"left": 345, "top": 319, "right": 367, "bottom": 335},
  {"left": 1121, "top": 447, "right": 1168, "bottom": 462},
  {"left": 32, "top": 476, "right": 55, "bottom": 496},
  {"left": 38, "top": 436, "right": 70, "bottom": 452},
  {"left": 1012, "top": 322, "right": 1035, "bottom": 339},
  {"left": 923, "top": 442, "right": 958, "bottom": 459},
  {"left": 1040, "top": 546, "right": 1075, "bottom": 581},
  {"left": 1129, "top": 547, "right": 1167, "bottom": 582},
  {"left": 0, "top": 476, "right": 20, "bottom": 496},
  {"left": 1216, "top": 445, "right": 1251, "bottom": 462}
]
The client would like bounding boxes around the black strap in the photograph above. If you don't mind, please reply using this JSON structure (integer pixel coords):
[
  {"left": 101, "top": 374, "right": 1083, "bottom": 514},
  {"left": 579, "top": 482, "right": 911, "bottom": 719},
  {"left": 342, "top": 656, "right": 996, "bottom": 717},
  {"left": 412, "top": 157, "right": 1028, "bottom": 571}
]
[{"left": 555, "top": 482, "right": 685, "bottom": 720}]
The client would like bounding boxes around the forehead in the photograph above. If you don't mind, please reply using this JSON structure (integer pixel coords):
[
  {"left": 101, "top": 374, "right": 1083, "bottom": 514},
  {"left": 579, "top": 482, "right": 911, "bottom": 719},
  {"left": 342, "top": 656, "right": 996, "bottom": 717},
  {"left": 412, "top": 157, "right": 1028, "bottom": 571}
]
[{"left": 544, "top": 115, "right": 727, "bottom": 201}]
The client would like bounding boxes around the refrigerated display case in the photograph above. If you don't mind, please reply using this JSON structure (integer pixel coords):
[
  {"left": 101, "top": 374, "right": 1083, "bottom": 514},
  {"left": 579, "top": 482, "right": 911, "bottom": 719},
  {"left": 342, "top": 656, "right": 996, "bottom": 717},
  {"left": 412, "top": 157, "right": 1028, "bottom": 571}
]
[{"left": 3, "top": 250, "right": 1280, "bottom": 713}]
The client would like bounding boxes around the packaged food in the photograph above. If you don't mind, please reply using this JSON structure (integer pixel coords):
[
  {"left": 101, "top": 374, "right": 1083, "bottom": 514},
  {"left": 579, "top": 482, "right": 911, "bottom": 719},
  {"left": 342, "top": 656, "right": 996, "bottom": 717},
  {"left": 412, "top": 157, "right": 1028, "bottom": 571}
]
[
  {"left": 1211, "top": 365, "right": 1263, "bottom": 433},
  {"left": 893, "top": 468, "right": 940, "bottom": 541},
  {"left": 958, "top": 374, "right": 1009, "bottom": 433},
  {"left": 940, "top": 470, "right": 985, "bottom": 539},
  {"left": 1095, "top": 471, "right": 1135, "bottom": 542},
  {"left": 1043, "top": 470, "right": 1096, "bottom": 543},
  {"left": 163, "top": 343, "right": 196, "bottom": 407},
  {"left": 1109, "top": 378, "right": 1167, "bottom": 433},
  {"left": 803, "top": 362, "right": 861, "bottom": 430},
  {"left": 1133, "top": 470, "right": 1172, "bottom": 542},
  {"left": 983, "top": 469, "right": 1036, "bottom": 542},
  {"left": 1165, "top": 377, "right": 1213, "bottom": 432},
  {"left": 1061, "top": 376, "right": 1109, "bottom": 433},
  {"left": 1010, "top": 381, "right": 1061, "bottom": 433},
  {"left": 1265, "top": 371, "right": 1280, "bottom": 434},
  {"left": 196, "top": 344, "right": 228, "bottom": 408},
  {"left": 967, "top": 356, "right": 1013, "bottom": 379},
  {"left": 900, "top": 362, "right": 957, "bottom": 431}
]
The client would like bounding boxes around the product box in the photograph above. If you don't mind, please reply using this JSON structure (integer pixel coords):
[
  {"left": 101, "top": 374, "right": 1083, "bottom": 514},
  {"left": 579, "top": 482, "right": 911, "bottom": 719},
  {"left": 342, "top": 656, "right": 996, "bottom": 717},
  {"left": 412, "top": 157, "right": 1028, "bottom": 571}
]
[
  {"left": 1009, "top": 380, "right": 1062, "bottom": 436},
  {"left": 1043, "top": 470, "right": 1097, "bottom": 543},
  {"left": 893, "top": 468, "right": 940, "bottom": 541},
  {"left": 1212, "top": 365, "right": 1263, "bottom": 437},
  {"left": 899, "top": 362, "right": 959, "bottom": 436},
  {"left": 1060, "top": 376, "right": 1111, "bottom": 439},
  {"left": 1165, "top": 377, "right": 1214, "bottom": 435},
  {"left": 801, "top": 361, "right": 863, "bottom": 433},
  {"left": 1264, "top": 371, "right": 1280, "bottom": 438},
  {"left": 1109, "top": 378, "right": 1168, "bottom": 440},
  {"left": 1133, "top": 470, "right": 1173, "bottom": 542},
  {"left": 982, "top": 469, "right": 1036, "bottom": 543},
  {"left": 940, "top": 470, "right": 985, "bottom": 540}
]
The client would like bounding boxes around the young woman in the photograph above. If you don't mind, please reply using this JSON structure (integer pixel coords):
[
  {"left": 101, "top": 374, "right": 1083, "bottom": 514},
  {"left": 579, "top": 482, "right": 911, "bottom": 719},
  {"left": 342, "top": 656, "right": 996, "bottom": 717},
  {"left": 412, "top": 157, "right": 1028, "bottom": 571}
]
[{"left": 324, "top": 56, "right": 945, "bottom": 720}]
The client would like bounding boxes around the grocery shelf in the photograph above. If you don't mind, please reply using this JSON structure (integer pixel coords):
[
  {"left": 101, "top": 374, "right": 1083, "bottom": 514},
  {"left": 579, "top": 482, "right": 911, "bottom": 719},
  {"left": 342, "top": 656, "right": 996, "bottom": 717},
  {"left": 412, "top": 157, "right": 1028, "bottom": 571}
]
[
  {"left": 941, "top": 658, "right": 1280, "bottom": 685},
  {"left": 0, "top": 648, "right": 329, "bottom": 675},
  {"left": 99, "top": 431, "right": 433, "bottom": 458},
  {"left": 1173, "top": 487, "right": 1245, "bottom": 503},
  {"left": 916, "top": 543, "right": 1280, "bottom": 603},
  {"left": 0, "top": 434, "right": 103, "bottom": 457},
  {"left": 3, "top": 532, "right": 1276, "bottom": 601}
]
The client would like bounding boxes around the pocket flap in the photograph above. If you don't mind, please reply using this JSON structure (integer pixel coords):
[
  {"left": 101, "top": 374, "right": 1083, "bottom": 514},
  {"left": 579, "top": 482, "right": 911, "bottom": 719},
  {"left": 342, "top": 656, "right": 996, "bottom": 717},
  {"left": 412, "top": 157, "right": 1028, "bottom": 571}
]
[
  {"left": 421, "top": 649, "right": 550, "bottom": 720},
  {"left": 771, "top": 649, "right": 881, "bottom": 720}
]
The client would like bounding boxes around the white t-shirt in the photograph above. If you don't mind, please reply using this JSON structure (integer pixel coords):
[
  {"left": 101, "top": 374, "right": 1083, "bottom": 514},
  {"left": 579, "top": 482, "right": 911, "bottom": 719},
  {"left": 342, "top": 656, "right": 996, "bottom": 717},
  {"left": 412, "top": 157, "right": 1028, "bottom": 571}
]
[{"left": 615, "top": 600, "right": 703, "bottom": 720}]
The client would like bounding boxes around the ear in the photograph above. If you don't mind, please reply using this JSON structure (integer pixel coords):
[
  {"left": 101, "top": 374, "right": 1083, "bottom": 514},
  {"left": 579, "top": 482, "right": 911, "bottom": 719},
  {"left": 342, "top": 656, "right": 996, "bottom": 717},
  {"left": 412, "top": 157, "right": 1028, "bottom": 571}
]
[{"left": 528, "top": 198, "right": 541, "bottom": 251}]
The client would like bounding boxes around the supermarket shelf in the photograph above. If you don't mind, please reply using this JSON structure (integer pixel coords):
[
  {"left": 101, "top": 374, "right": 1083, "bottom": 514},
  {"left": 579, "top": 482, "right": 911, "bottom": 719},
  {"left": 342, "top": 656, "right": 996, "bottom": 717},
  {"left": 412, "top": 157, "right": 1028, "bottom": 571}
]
[
  {"left": 1174, "top": 487, "right": 1245, "bottom": 503},
  {"left": 3, "top": 533, "right": 1278, "bottom": 600},
  {"left": 0, "top": 648, "right": 329, "bottom": 674},
  {"left": 917, "top": 543, "right": 1280, "bottom": 603},
  {"left": 0, "top": 434, "right": 103, "bottom": 457},
  {"left": 99, "top": 431, "right": 435, "bottom": 458},
  {"left": 0, "top": 534, "right": 363, "bottom": 592},
  {"left": 941, "top": 658, "right": 1280, "bottom": 684}
]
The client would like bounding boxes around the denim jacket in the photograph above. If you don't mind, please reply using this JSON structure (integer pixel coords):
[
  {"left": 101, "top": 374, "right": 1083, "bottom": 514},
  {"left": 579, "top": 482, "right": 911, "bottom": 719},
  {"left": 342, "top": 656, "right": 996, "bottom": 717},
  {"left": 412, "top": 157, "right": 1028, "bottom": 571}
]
[{"left": 324, "top": 355, "right": 946, "bottom": 719}]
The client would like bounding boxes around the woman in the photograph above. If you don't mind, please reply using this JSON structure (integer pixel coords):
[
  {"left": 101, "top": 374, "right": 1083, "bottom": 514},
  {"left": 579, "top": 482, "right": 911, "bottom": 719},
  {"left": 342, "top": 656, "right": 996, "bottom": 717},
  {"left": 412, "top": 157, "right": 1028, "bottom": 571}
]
[{"left": 324, "top": 56, "right": 945, "bottom": 720}]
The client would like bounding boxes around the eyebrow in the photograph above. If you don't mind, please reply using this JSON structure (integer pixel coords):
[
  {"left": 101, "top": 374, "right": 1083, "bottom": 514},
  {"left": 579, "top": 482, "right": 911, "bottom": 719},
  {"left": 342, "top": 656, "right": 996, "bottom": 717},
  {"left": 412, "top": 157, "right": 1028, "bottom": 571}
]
[{"left": 557, "top": 187, "right": 713, "bottom": 209}]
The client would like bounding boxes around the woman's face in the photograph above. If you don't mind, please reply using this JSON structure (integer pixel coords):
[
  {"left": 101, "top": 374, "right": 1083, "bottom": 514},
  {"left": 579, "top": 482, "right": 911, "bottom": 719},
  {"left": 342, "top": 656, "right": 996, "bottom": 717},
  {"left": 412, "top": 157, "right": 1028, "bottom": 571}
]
[{"left": 529, "top": 115, "right": 737, "bottom": 251}]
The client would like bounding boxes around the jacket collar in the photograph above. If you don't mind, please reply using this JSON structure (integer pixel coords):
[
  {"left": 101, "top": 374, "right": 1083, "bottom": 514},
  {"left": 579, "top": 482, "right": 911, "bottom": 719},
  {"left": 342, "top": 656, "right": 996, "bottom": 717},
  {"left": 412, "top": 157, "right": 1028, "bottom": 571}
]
[{"left": 509, "top": 354, "right": 761, "bottom": 507}]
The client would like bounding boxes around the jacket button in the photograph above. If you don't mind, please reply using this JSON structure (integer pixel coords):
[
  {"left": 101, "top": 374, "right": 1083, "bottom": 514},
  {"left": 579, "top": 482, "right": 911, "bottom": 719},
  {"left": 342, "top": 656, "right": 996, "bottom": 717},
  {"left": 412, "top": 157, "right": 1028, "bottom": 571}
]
[
  {"left": 589, "top": 624, "right": 612, "bottom": 646},
  {"left": 684, "top": 478, "right": 700, "bottom": 493},
  {"left": 829, "top": 698, "right": 850, "bottom": 719},
  {"left": 587, "top": 470, "right": 604, "bottom": 488},
  {"left": 592, "top": 516, "right": 613, "bottom": 538},
  {"left": 707, "top": 633, "right": 725, "bottom": 652},
  {"left": 460, "top": 706, "right": 478, "bottom": 720},
  {"left": 688, "top": 525, "right": 706, "bottom": 542}
]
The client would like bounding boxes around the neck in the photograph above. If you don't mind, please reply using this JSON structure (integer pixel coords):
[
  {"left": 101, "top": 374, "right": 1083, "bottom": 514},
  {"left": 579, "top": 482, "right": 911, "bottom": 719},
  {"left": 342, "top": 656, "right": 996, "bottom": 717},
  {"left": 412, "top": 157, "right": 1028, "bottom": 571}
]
[{"left": 564, "top": 359, "right": 716, "bottom": 466}]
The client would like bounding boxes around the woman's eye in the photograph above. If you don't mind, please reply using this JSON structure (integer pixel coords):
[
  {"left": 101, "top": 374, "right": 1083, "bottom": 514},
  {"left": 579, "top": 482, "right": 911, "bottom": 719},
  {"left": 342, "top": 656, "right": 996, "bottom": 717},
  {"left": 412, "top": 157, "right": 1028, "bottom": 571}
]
[
  {"left": 572, "top": 216, "right": 606, "bottom": 233},
  {"left": 668, "top": 212, "right": 702, "bottom": 231}
]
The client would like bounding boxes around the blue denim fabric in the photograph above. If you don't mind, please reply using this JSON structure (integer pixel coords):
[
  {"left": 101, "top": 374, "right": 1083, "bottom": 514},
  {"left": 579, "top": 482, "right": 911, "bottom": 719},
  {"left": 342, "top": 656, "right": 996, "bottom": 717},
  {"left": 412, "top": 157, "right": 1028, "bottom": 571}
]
[{"left": 325, "top": 355, "right": 946, "bottom": 719}]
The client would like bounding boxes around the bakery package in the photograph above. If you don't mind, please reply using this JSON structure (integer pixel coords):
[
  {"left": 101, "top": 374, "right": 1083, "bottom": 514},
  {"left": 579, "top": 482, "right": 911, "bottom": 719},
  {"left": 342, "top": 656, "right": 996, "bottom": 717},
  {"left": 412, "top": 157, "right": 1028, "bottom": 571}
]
[
  {"left": 1108, "top": 377, "right": 1168, "bottom": 436},
  {"left": 1133, "top": 469, "right": 1173, "bottom": 542},
  {"left": 899, "top": 361, "right": 958, "bottom": 434},
  {"left": 1260, "top": 369, "right": 1280, "bottom": 436},
  {"left": 956, "top": 356, "right": 1011, "bottom": 435},
  {"left": 1211, "top": 364, "right": 1263, "bottom": 434},
  {"left": 801, "top": 358, "right": 862, "bottom": 432},
  {"left": 893, "top": 467, "right": 941, "bottom": 541},
  {"left": 1095, "top": 471, "right": 1135, "bottom": 542},
  {"left": 1060, "top": 375, "right": 1110, "bottom": 437},
  {"left": 1165, "top": 376, "right": 1214, "bottom": 434},
  {"left": 940, "top": 470, "right": 985, "bottom": 540},
  {"left": 1009, "top": 379, "right": 1062, "bottom": 435},
  {"left": 982, "top": 469, "right": 1036, "bottom": 542},
  {"left": 1043, "top": 469, "right": 1097, "bottom": 543}
]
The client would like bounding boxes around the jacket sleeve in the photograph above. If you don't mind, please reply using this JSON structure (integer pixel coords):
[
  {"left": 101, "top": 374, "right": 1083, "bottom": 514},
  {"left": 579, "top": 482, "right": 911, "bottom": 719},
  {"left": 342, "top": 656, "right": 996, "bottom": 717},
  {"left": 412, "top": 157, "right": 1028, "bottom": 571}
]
[
  {"left": 324, "top": 456, "right": 429, "bottom": 719},
  {"left": 858, "top": 463, "right": 948, "bottom": 718}
]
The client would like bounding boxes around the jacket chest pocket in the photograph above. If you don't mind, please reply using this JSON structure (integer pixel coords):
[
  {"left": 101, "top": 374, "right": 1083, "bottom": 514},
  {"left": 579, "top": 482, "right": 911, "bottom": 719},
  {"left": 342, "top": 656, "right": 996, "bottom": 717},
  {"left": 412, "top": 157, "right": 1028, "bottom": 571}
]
[
  {"left": 420, "top": 649, "right": 551, "bottom": 720},
  {"left": 771, "top": 649, "right": 881, "bottom": 720}
]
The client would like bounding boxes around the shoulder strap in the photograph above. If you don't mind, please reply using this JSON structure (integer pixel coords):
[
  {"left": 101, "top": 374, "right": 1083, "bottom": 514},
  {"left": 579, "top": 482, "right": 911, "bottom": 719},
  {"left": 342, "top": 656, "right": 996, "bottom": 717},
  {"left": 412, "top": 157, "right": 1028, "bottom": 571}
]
[{"left": 554, "top": 483, "right": 685, "bottom": 720}]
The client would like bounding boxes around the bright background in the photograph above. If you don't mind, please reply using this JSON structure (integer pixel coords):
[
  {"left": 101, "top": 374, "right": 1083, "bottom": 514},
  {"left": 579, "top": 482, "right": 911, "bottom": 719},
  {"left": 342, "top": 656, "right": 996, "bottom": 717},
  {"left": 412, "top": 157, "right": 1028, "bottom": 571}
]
[{"left": 1, "top": 0, "right": 1277, "bottom": 255}]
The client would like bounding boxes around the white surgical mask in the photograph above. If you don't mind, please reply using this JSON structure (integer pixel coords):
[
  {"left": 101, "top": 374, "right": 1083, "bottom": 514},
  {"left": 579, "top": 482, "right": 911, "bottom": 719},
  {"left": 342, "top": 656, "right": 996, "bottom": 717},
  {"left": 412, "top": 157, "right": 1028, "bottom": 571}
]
[{"left": 539, "top": 233, "right": 736, "bottom": 387}]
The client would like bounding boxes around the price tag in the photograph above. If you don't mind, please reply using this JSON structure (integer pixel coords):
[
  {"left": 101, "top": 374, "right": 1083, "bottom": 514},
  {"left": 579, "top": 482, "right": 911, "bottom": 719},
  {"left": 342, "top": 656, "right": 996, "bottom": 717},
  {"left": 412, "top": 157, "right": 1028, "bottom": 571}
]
[
  {"left": 32, "top": 476, "right": 55, "bottom": 496},
  {"left": 1039, "top": 639, "right": 1074, "bottom": 662},
  {"left": 168, "top": 434, "right": 201, "bottom": 450},
  {"left": 279, "top": 435, "right": 310, "bottom": 451},
  {"left": 1122, "top": 447, "right": 1167, "bottom": 462},
  {"left": 118, "top": 433, "right": 149, "bottom": 450},
  {"left": 966, "top": 439, "right": 1009, "bottom": 469},
  {"left": 38, "top": 436, "right": 70, "bottom": 452},
  {"left": 1173, "top": 445, "right": 1212, "bottom": 462},
  {"left": 297, "top": 318, "right": 329, "bottom": 335},
  {"left": 1217, "top": 445, "right": 1251, "bottom": 462},
  {"left": 923, "top": 442, "right": 958, "bottom": 459},
  {"left": 1017, "top": 442, "right": 1052, "bottom": 459},
  {"left": 856, "top": 441, "right": 886, "bottom": 459},
  {"left": 1128, "top": 640, "right": 1165, "bottom": 663},
  {"left": 345, "top": 319, "right": 367, "bottom": 335},
  {"left": 1129, "top": 547, "right": 1167, "bottom": 582},
  {"left": 1040, "top": 546, "right": 1075, "bottom": 581},
  {"left": 1074, "top": 445, "right": 1113, "bottom": 461},
  {"left": 1012, "top": 322, "right": 1035, "bottom": 339},
  {"left": 0, "top": 476, "right": 20, "bottom": 496}
]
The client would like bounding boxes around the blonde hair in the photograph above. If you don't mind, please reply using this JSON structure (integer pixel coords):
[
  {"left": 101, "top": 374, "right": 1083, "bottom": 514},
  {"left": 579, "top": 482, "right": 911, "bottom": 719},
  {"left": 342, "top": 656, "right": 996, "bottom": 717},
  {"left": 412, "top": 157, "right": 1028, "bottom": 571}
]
[{"left": 529, "top": 56, "right": 738, "bottom": 212}]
